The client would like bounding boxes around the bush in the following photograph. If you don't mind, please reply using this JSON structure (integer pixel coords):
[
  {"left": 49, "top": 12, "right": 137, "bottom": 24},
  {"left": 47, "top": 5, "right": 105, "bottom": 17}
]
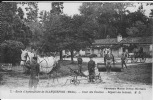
[{"left": 0, "top": 40, "right": 25, "bottom": 65}]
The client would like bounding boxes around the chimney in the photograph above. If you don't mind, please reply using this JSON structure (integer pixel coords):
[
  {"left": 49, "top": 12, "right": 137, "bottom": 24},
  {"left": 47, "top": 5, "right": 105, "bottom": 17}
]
[{"left": 117, "top": 34, "right": 122, "bottom": 42}]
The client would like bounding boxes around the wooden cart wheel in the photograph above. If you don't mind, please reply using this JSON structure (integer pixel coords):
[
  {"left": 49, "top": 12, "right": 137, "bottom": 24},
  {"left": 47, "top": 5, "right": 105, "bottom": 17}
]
[
  {"left": 74, "top": 80, "right": 80, "bottom": 85},
  {"left": 70, "top": 79, "right": 75, "bottom": 84}
]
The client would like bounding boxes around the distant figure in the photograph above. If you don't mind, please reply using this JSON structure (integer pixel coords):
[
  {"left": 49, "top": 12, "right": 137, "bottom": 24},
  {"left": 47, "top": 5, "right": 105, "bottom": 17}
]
[
  {"left": 88, "top": 55, "right": 95, "bottom": 82},
  {"left": 139, "top": 47, "right": 144, "bottom": 58},
  {"left": 121, "top": 52, "right": 127, "bottom": 69},
  {"left": 77, "top": 55, "right": 83, "bottom": 73},
  {"left": 134, "top": 47, "right": 139, "bottom": 57},
  {"left": 29, "top": 57, "right": 40, "bottom": 90},
  {"left": 104, "top": 50, "right": 115, "bottom": 73},
  {"left": 139, "top": 47, "right": 143, "bottom": 53}
]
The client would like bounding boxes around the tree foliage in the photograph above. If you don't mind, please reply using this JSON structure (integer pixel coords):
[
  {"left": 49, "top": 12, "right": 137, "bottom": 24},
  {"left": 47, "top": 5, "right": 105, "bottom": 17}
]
[
  {"left": 51, "top": 2, "right": 64, "bottom": 15},
  {"left": 1, "top": 2, "right": 152, "bottom": 63},
  {"left": 0, "top": 40, "right": 24, "bottom": 65},
  {"left": 79, "top": 2, "right": 134, "bottom": 38},
  {"left": 79, "top": 2, "right": 152, "bottom": 38},
  {"left": 0, "top": 2, "right": 39, "bottom": 63},
  {"left": 1, "top": 2, "right": 36, "bottom": 46}
]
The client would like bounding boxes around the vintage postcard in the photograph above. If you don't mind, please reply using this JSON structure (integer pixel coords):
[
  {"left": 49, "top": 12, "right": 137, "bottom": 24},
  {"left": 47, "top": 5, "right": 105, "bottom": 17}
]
[{"left": 0, "top": 1, "right": 152, "bottom": 100}]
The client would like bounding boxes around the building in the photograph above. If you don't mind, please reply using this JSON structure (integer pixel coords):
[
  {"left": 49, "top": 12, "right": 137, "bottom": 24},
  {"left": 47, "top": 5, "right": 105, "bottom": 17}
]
[
  {"left": 90, "top": 35, "right": 152, "bottom": 57},
  {"left": 62, "top": 35, "right": 152, "bottom": 58}
]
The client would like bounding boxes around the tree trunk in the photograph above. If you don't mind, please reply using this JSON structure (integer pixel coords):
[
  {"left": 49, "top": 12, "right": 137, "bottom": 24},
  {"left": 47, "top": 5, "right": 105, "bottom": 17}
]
[
  {"left": 60, "top": 50, "right": 63, "bottom": 60},
  {"left": 70, "top": 49, "right": 74, "bottom": 63}
]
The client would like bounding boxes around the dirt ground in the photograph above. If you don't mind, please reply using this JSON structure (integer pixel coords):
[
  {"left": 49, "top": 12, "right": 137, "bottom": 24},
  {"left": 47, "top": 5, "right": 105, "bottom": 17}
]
[
  {"left": 0, "top": 62, "right": 152, "bottom": 90},
  {"left": 0, "top": 62, "right": 152, "bottom": 99}
]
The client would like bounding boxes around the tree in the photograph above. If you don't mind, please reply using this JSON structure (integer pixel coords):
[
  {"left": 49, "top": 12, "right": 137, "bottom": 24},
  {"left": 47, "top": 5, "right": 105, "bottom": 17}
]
[
  {"left": 41, "top": 12, "right": 95, "bottom": 62},
  {"left": 79, "top": 2, "right": 134, "bottom": 38},
  {"left": 79, "top": 2, "right": 152, "bottom": 38},
  {"left": 51, "top": 2, "right": 64, "bottom": 15},
  {"left": 1, "top": 2, "right": 35, "bottom": 45},
  {"left": 0, "top": 40, "right": 24, "bottom": 65},
  {"left": 0, "top": 2, "right": 38, "bottom": 63},
  {"left": 41, "top": 13, "right": 65, "bottom": 56},
  {"left": 125, "top": 4, "right": 150, "bottom": 37},
  {"left": 24, "top": 2, "right": 39, "bottom": 22}
]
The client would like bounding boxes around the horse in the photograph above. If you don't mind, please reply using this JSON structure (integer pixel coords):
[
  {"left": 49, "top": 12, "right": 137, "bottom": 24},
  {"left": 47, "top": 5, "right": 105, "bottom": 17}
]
[
  {"left": 20, "top": 49, "right": 59, "bottom": 73},
  {"left": 131, "top": 47, "right": 146, "bottom": 63}
]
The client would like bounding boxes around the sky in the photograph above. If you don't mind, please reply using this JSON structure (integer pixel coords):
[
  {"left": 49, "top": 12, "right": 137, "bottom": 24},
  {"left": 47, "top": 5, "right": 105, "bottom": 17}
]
[
  {"left": 38, "top": 2, "right": 152, "bottom": 17},
  {"left": 38, "top": 2, "right": 82, "bottom": 16},
  {"left": 18, "top": 2, "right": 152, "bottom": 18}
]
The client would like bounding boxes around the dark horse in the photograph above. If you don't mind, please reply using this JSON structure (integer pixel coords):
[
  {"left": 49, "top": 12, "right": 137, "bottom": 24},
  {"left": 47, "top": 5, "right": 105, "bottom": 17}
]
[{"left": 132, "top": 47, "right": 146, "bottom": 63}]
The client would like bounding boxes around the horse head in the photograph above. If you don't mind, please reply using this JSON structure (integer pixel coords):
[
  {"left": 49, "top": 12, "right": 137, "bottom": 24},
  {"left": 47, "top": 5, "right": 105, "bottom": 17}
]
[{"left": 20, "top": 49, "right": 29, "bottom": 65}]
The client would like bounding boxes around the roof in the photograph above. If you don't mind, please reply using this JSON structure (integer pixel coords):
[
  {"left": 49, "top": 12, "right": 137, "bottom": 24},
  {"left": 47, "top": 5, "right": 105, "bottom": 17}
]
[
  {"left": 93, "top": 36, "right": 152, "bottom": 45},
  {"left": 93, "top": 38, "right": 118, "bottom": 45},
  {"left": 120, "top": 36, "right": 152, "bottom": 44}
]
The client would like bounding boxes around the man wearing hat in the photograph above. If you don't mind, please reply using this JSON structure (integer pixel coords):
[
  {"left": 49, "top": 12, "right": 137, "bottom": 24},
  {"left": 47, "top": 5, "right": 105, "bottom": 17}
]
[
  {"left": 29, "top": 56, "right": 40, "bottom": 90},
  {"left": 87, "top": 55, "right": 95, "bottom": 82},
  {"left": 77, "top": 54, "right": 83, "bottom": 73},
  {"left": 105, "top": 50, "right": 115, "bottom": 73},
  {"left": 121, "top": 52, "right": 127, "bottom": 69}
]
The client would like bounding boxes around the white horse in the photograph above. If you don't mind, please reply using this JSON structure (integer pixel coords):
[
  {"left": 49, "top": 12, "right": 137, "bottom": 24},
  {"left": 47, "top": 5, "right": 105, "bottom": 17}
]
[
  {"left": 20, "top": 49, "right": 58, "bottom": 73},
  {"left": 20, "top": 49, "right": 29, "bottom": 66}
]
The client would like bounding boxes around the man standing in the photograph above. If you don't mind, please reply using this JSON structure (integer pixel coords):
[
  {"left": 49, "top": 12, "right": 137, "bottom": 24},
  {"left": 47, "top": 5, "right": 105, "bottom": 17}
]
[
  {"left": 88, "top": 55, "right": 95, "bottom": 82},
  {"left": 77, "top": 55, "right": 83, "bottom": 73},
  {"left": 29, "top": 57, "right": 40, "bottom": 90},
  {"left": 121, "top": 52, "right": 127, "bottom": 69},
  {"left": 105, "top": 50, "right": 115, "bottom": 73},
  {"left": 25, "top": 60, "right": 30, "bottom": 75}
]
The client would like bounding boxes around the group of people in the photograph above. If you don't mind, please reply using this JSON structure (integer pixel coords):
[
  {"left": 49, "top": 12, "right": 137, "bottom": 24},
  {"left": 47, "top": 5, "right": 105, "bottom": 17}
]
[
  {"left": 25, "top": 50, "right": 128, "bottom": 89},
  {"left": 77, "top": 51, "right": 128, "bottom": 83}
]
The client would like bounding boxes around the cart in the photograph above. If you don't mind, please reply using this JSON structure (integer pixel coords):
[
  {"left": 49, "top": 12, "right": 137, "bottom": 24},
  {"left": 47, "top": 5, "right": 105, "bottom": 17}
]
[{"left": 64, "top": 67, "right": 102, "bottom": 85}]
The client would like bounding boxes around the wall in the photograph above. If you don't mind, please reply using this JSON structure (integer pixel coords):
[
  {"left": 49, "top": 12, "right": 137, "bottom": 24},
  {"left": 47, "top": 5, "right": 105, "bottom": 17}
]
[
  {"left": 79, "top": 50, "right": 86, "bottom": 56},
  {"left": 112, "top": 49, "right": 119, "bottom": 57},
  {"left": 93, "top": 49, "right": 101, "bottom": 57}
]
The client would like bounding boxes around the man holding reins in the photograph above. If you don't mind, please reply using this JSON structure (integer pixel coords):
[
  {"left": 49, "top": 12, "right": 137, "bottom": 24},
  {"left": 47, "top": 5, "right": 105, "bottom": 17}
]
[
  {"left": 29, "top": 56, "right": 40, "bottom": 90},
  {"left": 88, "top": 55, "right": 96, "bottom": 82}
]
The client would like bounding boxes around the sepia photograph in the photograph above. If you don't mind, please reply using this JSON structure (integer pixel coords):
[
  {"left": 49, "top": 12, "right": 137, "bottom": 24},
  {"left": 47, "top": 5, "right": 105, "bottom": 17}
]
[{"left": 0, "top": 1, "right": 152, "bottom": 99}]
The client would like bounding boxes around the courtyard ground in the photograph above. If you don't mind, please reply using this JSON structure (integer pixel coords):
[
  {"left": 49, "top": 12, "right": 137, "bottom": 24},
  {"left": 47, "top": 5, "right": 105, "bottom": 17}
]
[{"left": 0, "top": 58, "right": 152, "bottom": 99}]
